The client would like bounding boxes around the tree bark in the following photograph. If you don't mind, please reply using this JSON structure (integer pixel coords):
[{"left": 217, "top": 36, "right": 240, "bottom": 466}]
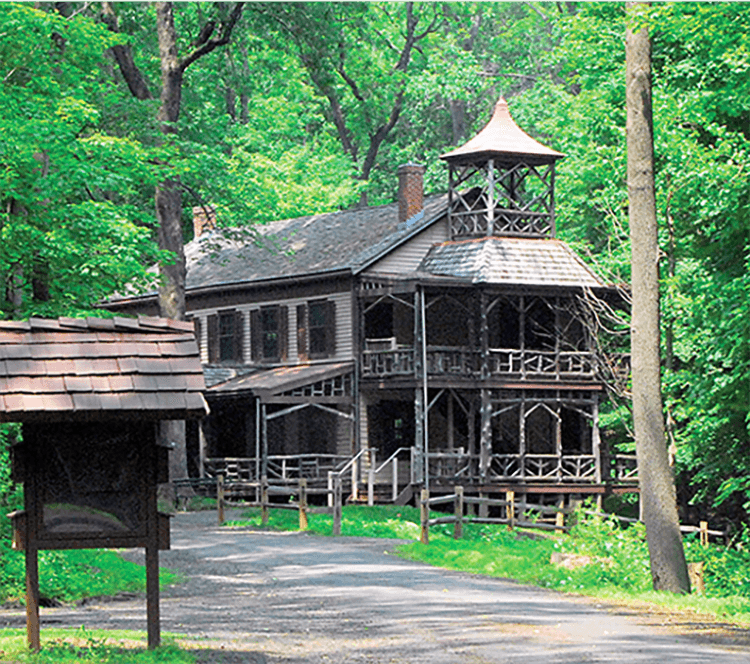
[
  {"left": 155, "top": 2, "right": 187, "bottom": 322},
  {"left": 626, "top": 1, "right": 690, "bottom": 594}
]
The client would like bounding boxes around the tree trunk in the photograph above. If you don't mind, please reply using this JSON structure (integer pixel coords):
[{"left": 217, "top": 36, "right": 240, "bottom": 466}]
[
  {"left": 155, "top": 2, "right": 186, "bottom": 322},
  {"left": 625, "top": 1, "right": 690, "bottom": 594}
]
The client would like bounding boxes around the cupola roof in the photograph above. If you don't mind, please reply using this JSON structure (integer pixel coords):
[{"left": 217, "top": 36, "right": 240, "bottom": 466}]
[{"left": 440, "top": 98, "right": 564, "bottom": 166}]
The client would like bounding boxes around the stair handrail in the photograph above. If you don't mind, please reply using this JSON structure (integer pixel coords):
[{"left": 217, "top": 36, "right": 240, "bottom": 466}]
[
  {"left": 373, "top": 446, "right": 413, "bottom": 475},
  {"left": 330, "top": 447, "right": 375, "bottom": 478}
]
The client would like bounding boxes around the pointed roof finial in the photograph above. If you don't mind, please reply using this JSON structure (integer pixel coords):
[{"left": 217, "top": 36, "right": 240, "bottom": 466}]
[{"left": 440, "top": 98, "right": 564, "bottom": 165}]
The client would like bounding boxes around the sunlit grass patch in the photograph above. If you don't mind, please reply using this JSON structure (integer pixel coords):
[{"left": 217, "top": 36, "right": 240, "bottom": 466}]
[{"left": 0, "top": 628, "right": 194, "bottom": 663}]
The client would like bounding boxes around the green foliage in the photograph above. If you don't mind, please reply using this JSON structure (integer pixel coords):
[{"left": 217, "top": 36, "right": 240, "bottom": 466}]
[{"left": 0, "top": 628, "right": 194, "bottom": 663}]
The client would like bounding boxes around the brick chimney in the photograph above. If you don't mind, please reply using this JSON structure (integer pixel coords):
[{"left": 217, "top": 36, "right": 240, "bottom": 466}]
[
  {"left": 192, "top": 205, "right": 216, "bottom": 239},
  {"left": 398, "top": 163, "right": 425, "bottom": 223}
]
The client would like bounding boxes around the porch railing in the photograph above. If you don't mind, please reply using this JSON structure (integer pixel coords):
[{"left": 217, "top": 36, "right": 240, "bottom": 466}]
[
  {"left": 362, "top": 344, "right": 599, "bottom": 381},
  {"left": 205, "top": 454, "right": 351, "bottom": 484},
  {"left": 487, "top": 349, "right": 595, "bottom": 379},
  {"left": 362, "top": 347, "right": 415, "bottom": 376}
]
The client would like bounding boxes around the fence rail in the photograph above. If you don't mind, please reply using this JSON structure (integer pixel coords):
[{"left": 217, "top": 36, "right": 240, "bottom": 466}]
[
  {"left": 418, "top": 485, "right": 726, "bottom": 547},
  {"left": 212, "top": 475, "right": 346, "bottom": 536}
]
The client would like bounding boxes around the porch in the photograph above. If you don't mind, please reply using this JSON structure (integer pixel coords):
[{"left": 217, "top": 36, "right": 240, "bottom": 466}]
[{"left": 199, "top": 448, "right": 639, "bottom": 504}]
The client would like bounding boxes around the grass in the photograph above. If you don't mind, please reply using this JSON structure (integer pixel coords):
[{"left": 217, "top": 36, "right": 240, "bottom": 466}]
[
  {"left": 0, "top": 548, "right": 180, "bottom": 606},
  {"left": 228, "top": 503, "right": 750, "bottom": 626},
  {"left": 0, "top": 628, "right": 194, "bottom": 664}
]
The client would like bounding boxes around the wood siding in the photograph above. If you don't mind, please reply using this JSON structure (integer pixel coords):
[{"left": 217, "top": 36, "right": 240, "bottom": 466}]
[
  {"left": 365, "top": 216, "right": 449, "bottom": 274},
  {"left": 189, "top": 289, "right": 352, "bottom": 367}
]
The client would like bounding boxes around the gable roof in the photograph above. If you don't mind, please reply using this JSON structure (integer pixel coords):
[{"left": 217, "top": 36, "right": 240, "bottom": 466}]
[
  {"left": 419, "top": 237, "right": 606, "bottom": 288},
  {"left": 0, "top": 316, "right": 207, "bottom": 422},
  {"left": 182, "top": 195, "right": 448, "bottom": 292}
]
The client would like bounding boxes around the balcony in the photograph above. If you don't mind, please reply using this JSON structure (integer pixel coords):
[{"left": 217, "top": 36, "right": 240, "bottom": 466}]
[{"left": 362, "top": 343, "right": 602, "bottom": 383}]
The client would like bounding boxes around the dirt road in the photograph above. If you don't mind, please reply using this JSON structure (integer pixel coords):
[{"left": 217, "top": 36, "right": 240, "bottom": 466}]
[{"left": 3, "top": 510, "right": 749, "bottom": 663}]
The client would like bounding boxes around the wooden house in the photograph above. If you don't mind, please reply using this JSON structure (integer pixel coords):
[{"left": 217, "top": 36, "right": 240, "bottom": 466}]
[{"left": 108, "top": 99, "right": 636, "bottom": 505}]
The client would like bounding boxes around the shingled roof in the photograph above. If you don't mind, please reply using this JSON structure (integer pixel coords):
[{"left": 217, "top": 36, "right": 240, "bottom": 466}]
[
  {"left": 440, "top": 98, "right": 564, "bottom": 166},
  {"left": 419, "top": 237, "right": 606, "bottom": 289},
  {"left": 180, "top": 195, "right": 448, "bottom": 292},
  {"left": 0, "top": 316, "right": 208, "bottom": 422}
]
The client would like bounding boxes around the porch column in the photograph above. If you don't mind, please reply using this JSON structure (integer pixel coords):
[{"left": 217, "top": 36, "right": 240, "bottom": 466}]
[
  {"left": 480, "top": 388, "right": 492, "bottom": 481},
  {"left": 479, "top": 290, "right": 491, "bottom": 481},
  {"left": 414, "top": 287, "right": 427, "bottom": 486},
  {"left": 261, "top": 402, "right": 268, "bottom": 479},
  {"left": 592, "top": 396, "right": 602, "bottom": 483}
]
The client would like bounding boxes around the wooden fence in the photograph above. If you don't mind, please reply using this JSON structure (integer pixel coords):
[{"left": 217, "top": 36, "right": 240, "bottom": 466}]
[
  {"left": 214, "top": 475, "right": 346, "bottom": 536},
  {"left": 418, "top": 486, "right": 726, "bottom": 547}
]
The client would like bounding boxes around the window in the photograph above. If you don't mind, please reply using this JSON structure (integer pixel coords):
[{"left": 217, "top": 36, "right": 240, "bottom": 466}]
[
  {"left": 251, "top": 305, "right": 288, "bottom": 362},
  {"left": 297, "top": 300, "right": 335, "bottom": 360},
  {"left": 207, "top": 310, "right": 244, "bottom": 363}
]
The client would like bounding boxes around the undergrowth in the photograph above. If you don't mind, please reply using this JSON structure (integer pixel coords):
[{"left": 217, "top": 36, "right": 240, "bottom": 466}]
[{"left": 229, "top": 503, "right": 750, "bottom": 624}]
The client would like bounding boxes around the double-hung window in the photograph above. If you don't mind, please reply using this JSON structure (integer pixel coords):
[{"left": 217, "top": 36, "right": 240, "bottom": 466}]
[{"left": 297, "top": 299, "right": 336, "bottom": 360}]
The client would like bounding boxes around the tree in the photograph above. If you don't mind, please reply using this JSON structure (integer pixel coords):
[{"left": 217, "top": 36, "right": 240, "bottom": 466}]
[
  {"left": 625, "top": 2, "right": 690, "bottom": 594},
  {"left": 0, "top": 3, "right": 162, "bottom": 320},
  {"left": 259, "top": 2, "right": 439, "bottom": 205}
]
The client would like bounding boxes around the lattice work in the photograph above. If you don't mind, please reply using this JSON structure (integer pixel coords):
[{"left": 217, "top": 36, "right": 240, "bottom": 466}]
[{"left": 448, "top": 161, "right": 555, "bottom": 239}]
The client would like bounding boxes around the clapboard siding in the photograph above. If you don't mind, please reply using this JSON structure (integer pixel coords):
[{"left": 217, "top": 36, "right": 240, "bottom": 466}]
[
  {"left": 365, "top": 216, "right": 449, "bottom": 274},
  {"left": 189, "top": 288, "right": 353, "bottom": 366}
]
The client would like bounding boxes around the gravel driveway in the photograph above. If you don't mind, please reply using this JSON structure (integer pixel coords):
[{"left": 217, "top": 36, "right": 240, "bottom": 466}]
[{"left": 2, "top": 510, "right": 749, "bottom": 663}]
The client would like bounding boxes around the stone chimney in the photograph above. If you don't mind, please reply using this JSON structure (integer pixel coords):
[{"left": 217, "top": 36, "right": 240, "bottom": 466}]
[
  {"left": 192, "top": 205, "right": 216, "bottom": 239},
  {"left": 398, "top": 163, "right": 425, "bottom": 223}
]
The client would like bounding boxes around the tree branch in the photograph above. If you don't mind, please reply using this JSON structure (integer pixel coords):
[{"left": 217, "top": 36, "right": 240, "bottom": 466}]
[
  {"left": 100, "top": 2, "right": 153, "bottom": 100},
  {"left": 180, "top": 3, "right": 244, "bottom": 72}
]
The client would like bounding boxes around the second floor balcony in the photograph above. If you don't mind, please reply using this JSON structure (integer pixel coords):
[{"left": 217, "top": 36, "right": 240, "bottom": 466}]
[{"left": 361, "top": 341, "right": 626, "bottom": 383}]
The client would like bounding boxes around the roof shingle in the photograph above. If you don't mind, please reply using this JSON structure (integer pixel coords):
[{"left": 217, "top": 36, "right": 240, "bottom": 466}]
[{"left": 0, "top": 316, "right": 207, "bottom": 422}]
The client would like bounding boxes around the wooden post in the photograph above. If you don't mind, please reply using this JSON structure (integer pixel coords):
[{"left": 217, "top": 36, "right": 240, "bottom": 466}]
[
  {"left": 688, "top": 561, "right": 705, "bottom": 594},
  {"left": 392, "top": 457, "right": 399, "bottom": 502},
  {"left": 327, "top": 471, "right": 334, "bottom": 508},
  {"left": 368, "top": 466, "right": 375, "bottom": 506},
  {"left": 453, "top": 485, "right": 464, "bottom": 540},
  {"left": 478, "top": 491, "right": 488, "bottom": 518},
  {"left": 261, "top": 475, "right": 269, "bottom": 527},
  {"left": 217, "top": 474, "right": 225, "bottom": 525},
  {"left": 506, "top": 490, "right": 515, "bottom": 528},
  {"left": 700, "top": 520, "right": 709, "bottom": 547},
  {"left": 333, "top": 474, "right": 342, "bottom": 536},
  {"left": 146, "top": 478, "right": 160, "bottom": 650},
  {"left": 555, "top": 510, "right": 565, "bottom": 535},
  {"left": 25, "top": 545, "right": 40, "bottom": 652},
  {"left": 299, "top": 478, "right": 308, "bottom": 530},
  {"left": 420, "top": 488, "right": 429, "bottom": 545},
  {"left": 145, "top": 540, "right": 160, "bottom": 649}
]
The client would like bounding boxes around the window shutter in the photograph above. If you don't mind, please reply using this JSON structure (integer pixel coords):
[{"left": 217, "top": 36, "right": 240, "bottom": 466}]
[
  {"left": 233, "top": 310, "right": 244, "bottom": 362},
  {"left": 325, "top": 300, "right": 336, "bottom": 357},
  {"left": 297, "top": 304, "right": 308, "bottom": 361},
  {"left": 279, "top": 306, "right": 289, "bottom": 361},
  {"left": 250, "top": 309, "right": 261, "bottom": 362},
  {"left": 207, "top": 314, "right": 219, "bottom": 363}
]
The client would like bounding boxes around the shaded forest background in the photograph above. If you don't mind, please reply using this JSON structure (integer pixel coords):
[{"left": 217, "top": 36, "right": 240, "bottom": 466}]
[{"left": 0, "top": 2, "right": 748, "bottom": 531}]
